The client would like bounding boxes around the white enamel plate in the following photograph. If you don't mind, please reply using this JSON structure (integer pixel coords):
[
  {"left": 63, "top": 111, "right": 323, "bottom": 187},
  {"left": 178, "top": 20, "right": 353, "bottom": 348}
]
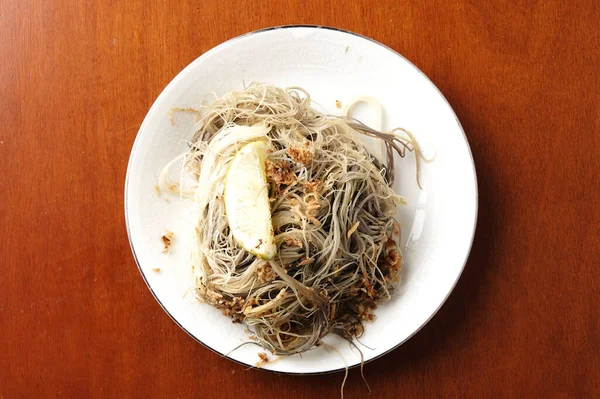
[{"left": 125, "top": 26, "right": 477, "bottom": 374}]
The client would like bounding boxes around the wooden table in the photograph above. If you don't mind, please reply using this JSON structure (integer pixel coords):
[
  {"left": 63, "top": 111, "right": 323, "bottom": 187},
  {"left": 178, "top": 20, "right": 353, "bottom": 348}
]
[{"left": 2, "top": 1, "right": 599, "bottom": 397}]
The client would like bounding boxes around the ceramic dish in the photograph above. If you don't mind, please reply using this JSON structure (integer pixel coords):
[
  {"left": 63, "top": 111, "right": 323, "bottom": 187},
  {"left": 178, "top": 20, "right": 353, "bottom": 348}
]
[{"left": 125, "top": 25, "right": 477, "bottom": 374}]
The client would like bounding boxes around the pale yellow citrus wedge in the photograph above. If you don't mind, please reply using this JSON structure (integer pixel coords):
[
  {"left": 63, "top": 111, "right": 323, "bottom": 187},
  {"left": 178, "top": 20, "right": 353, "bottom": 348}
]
[{"left": 224, "top": 140, "right": 276, "bottom": 259}]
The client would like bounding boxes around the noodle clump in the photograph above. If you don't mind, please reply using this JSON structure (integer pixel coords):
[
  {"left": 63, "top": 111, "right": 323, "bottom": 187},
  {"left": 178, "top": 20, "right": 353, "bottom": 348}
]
[{"left": 165, "top": 83, "right": 419, "bottom": 355}]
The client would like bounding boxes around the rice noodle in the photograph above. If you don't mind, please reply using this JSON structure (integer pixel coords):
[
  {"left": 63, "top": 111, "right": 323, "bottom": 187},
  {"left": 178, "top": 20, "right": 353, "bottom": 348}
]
[{"left": 162, "top": 83, "right": 422, "bottom": 355}]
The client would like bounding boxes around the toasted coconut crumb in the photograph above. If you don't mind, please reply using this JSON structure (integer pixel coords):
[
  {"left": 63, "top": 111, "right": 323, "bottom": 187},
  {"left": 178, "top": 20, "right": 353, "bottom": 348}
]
[
  {"left": 214, "top": 295, "right": 245, "bottom": 323},
  {"left": 356, "top": 302, "right": 377, "bottom": 321},
  {"left": 243, "top": 297, "right": 257, "bottom": 314},
  {"left": 379, "top": 238, "right": 402, "bottom": 281},
  {"left": 152, "top": 267, "right": 161, "bottom": 273},
  {"left": 256, "top": 262, "right": 276, "bottom": 283},
  {"left": 301, "top": 179, "right": 322, "bottom": 195},
  {"left": 283, "top": 237, "right": 303, "bottom": 248},
  {"left": 336, "top": 99, "right": 342, "bottom": 108},
  {"left": 347, "top": 222, "right": 360, "bottom": 238},
  {"left": 287, "top": 146, "right": 313, "bottom": 165},
  {"left": 154, "top": 185, "right": 161, "bottom": 196},
  {"left": 393, "top": 221, "right": 400, "bottom": 236},
  {"left": 265, "top": 159, "right": 296, "bottom": 190},
  {"left": 161, "top": 230, "right": 174, "bottom": 253},
  {"left": 256, "top": 352, "right": 269, "bottom": 367},
  {"left": 360, "top": 276, "right": 377, "bottom": 299}
]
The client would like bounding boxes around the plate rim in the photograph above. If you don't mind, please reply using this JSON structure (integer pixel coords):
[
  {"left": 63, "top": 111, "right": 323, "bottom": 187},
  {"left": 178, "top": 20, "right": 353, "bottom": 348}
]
[{"left": 124, "top": 24, "right": 479, "bottom": 375}]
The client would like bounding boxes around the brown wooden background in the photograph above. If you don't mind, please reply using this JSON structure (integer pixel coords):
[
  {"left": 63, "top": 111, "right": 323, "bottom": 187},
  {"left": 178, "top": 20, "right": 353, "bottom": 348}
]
[{"left": 1, "top": 0, "right": 599, "bottom": 397}]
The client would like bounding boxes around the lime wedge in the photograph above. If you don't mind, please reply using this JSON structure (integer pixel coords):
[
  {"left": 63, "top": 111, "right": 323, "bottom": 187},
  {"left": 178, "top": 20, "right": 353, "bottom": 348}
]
[{"left": 224, "top": 140, "right": 276, "bottom": 259}]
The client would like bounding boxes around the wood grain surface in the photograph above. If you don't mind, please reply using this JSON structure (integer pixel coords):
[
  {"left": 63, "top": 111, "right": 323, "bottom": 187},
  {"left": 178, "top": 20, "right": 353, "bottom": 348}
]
[{"left": 1, "top": 0, "right": 599, "bottom": 397}]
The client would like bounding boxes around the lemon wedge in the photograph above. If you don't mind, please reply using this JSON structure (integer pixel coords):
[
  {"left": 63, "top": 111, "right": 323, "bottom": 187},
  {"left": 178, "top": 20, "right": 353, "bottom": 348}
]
[{"left": 224, "top": 140, "right": 276, "bottom": 259}]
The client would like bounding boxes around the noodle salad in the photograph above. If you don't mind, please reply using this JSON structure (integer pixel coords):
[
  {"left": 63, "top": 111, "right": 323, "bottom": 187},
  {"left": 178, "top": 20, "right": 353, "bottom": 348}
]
[{"left": 160, "top": 83, "right": 424, "bottom": 356}]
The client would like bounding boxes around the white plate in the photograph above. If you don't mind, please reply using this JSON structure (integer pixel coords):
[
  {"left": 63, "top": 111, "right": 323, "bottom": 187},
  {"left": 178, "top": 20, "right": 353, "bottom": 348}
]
[{"left": 125, "top": 26, "right": 477, "bottom": 374}]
